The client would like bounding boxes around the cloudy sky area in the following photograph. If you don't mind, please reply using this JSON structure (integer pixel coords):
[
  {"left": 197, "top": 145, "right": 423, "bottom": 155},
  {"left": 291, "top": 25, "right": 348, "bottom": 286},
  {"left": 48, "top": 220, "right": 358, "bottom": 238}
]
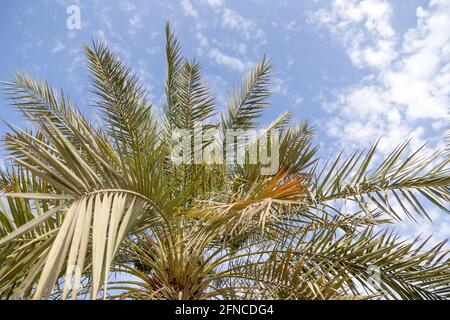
[{"left": 0, "top": 0, "right": 449, "bottom": 244}]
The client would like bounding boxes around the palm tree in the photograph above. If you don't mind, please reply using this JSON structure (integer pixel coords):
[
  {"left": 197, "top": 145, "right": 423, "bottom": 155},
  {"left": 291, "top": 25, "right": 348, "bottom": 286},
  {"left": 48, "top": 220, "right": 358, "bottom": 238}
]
[{"left": 0, "top": 23, "right": 449, "bottom": 300}]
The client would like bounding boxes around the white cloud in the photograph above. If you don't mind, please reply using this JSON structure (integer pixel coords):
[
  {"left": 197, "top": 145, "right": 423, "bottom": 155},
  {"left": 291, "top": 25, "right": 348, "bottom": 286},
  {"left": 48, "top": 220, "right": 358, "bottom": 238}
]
[
  {"left": 311, "top": 0, "right": 450, "bottom": 153},
  {"left": 189, "top": 5, "right": 259, "bottom": 72},
  {"left": 129, "top": 13, "right": 142, "bottom": 28},
  {"left": 117, "top": 2, "right": 147, "bottom": 39},
  {"left": 312, "top": 0, "right": 396, "bottom": 69},
  {"left": 208, "top": 47, "right": 251, "bottom": 71},
  {"left": 203, "top": 0, "right": 223, "bottom": 7},
  {"left": 191, "top": 1, "right": 266, "bottom": 70},
  {"left": 120, "top": 1, "right": 136, "bottom": 12},
  {"left": 282, "top": 20, "right": 300, "bottom": 31},
  {"left": 293, "top": 95, "right": 304, "bottom": 107},
  {"left": 50, "top": 40, "right": 66, "bottom": 53},
  {"left": 205, "top": 74, "right": 229, "bottom": 112},
  {"left": 66, "top": 48, "right": 85, "bottom": 95},
  {"left": 272, "top": 77, "right": 288, "bottom": 95},
  {"left": 196, "top": 32, "right": 209, "bottom": 47},
  {"left": 221, "top": 8, "right": 265, "bottom": 41},
  {"left": 222, "top": 8, "right": 254, "bottom": 33},
  {"left": 383, "top": 2, "right": 450, "bottom": 120},
  {"left": 136, "top": 59, "right": 156, "bottom": 101},
  {"left": 236, "top": 42, "right": 247, "bottom": 54},
  {"left": 181, "top": 0, "right": 199, "bottom": 19},
  {"left": 397, "top": 208, "right": 450, "bottom": 250},
  {"left": 287, "top": 54, "right": 294, "bottom": 68}
]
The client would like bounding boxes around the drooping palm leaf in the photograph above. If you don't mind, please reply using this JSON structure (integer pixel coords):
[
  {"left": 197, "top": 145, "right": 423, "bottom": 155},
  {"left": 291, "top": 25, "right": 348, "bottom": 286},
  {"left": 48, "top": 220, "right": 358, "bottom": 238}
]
[{"left": 311, "top": 141, "right": 450, "bottom": 221}]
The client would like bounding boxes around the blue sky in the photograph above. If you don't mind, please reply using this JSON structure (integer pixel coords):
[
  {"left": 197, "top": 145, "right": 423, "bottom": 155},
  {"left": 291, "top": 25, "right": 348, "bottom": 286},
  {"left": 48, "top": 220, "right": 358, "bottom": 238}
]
[{"left": 0, "top": 0, "right": 449, "bottom": 244}]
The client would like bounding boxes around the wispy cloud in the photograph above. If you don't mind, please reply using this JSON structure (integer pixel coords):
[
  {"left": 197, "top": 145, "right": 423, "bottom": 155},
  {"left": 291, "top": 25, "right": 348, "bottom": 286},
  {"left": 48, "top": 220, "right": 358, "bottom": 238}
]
[
  {"left": 208, "top": 47, "right": 251, "bottom": 72},
  {"left": 50, "top": 40, "right": 66, "bottom": 54},
  {"left": 180, "top": 0, "right": 199, "bottom": 19},
  {"left": 203, "top": 0, "right": 223, "bottom": 7},
  {"left": 222, "top": 8, "right": 265, "bottom": 41}
]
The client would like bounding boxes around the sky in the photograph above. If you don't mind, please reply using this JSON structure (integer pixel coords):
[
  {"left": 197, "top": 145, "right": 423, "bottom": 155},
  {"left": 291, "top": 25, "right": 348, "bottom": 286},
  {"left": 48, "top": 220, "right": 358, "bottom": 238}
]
[{"left": 0, "top": 0, "right": 449, "bottom": 245}]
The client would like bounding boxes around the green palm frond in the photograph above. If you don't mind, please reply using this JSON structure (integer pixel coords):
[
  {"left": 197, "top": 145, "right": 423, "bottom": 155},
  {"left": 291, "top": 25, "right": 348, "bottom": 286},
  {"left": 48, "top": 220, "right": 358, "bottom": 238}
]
[
  {"left": 232, "top": 120, "right": 317, "bottom": 188},
  {"left": 242, "top": 224, "right": 449, "bottom": 300},
  {"left": 172, "top": 60, "right": 216, "bottom": 130},
  {"left": 164, "top": 22, "right": 183, "bottom": 130},
  {"left": 266, "top": 111, "right": 293, "bottom": 132},
  {"left": 311, "top": 140, "right": 450, "bottom": 221},
  {"left": 2, "top": 73, "right": 94, "bottom": 147},
  {"left": 221, "top": 55, "right": 271, "bottom": 131},
  {"left": 84, "top": 40, "right": 154, "bottom": 150}
]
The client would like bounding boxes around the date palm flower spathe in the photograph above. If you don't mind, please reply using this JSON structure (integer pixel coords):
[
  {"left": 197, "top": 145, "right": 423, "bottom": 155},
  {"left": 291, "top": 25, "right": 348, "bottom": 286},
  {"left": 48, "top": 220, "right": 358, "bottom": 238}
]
[{"left": 0, "top": 23, "right": 449, "bottom": 300}]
